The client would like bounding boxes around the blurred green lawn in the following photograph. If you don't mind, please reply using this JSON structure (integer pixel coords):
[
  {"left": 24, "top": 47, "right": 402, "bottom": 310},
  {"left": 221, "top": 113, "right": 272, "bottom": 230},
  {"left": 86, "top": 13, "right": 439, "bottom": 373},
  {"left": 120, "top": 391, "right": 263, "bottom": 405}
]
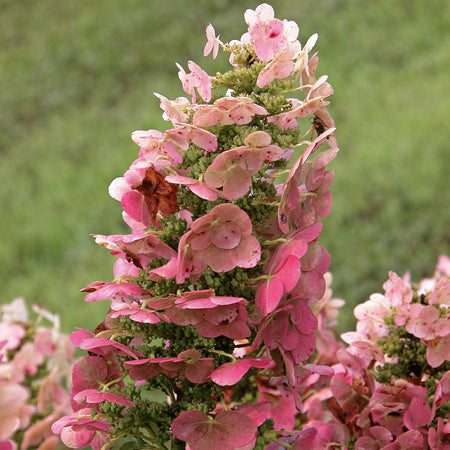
[{"left": 1, "top": 0, "right": 449, "bottom": 334}]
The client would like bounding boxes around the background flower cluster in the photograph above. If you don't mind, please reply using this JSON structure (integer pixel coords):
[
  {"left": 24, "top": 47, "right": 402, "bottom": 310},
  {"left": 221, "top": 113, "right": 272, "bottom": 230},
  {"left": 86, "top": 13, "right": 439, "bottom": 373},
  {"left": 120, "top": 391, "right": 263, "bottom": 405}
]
[{"left": 0, "top": 298, "right": 74, "bottom": 450}]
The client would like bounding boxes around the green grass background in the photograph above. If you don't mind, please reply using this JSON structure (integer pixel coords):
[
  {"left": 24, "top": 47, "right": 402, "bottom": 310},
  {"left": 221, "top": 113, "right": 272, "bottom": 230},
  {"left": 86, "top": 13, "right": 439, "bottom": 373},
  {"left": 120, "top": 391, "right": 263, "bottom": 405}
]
[{"left": 1, "top": 0, "right": 449, "bottom": 335}]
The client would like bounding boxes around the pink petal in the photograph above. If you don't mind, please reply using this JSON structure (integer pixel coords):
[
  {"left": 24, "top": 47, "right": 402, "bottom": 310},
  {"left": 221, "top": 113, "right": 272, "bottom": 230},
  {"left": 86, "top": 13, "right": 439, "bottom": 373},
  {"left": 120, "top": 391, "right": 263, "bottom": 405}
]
[
  {"left": 210, "top": 221, "right": 241, "bottom": 250},
  {"left": 171, "top": 410, "right": 209, "bottom": 442},
  {"left": 211, "top": 359, "right": 252, "bottom": 386},
  {"left": 257, "top": 277, "right": 284, "bottom": 316}
]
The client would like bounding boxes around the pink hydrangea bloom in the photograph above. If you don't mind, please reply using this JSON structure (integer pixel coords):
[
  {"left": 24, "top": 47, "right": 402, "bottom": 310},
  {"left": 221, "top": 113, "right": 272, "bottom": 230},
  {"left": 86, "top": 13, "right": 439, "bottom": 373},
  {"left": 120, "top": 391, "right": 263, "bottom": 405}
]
[
  {"left": 193, "top": 96, "right": 268, "bottom": 127},
  {"left": 171, "top": 409, "right": 257, "bottom": 450},
  {"left": 257, "top": 49, "right": 295, "bottom": 88},
  {"left": 211, "top": 357, "right": 275, "bottom": 386},
  {"left": 381, "top": 430, "right": 425, "bottom": 450},
  {"left": 131, "top": 128, "right": 184, "bottom": 165},
  {"left": 426, "top": 334, "right": 450, "bottom": 368},
  {"left": 177, "top": 60, "right": 212, "bottom": 103},
  {"left": 70, "top": 329, "right": 143, "bottom": 360},
  {"left": 204, "top": 131, "right": 283, "bottom": 200},
  {"left": 353, "top": 293, "right": 392, "bottom": 340},
  {"left": 166, "top": 122, "right": 218, "bottom": 153},
  {"left": 110, "top": 295, "right": 164, "bottom": 324},
  {"left": 278, "top": 128, "right": 336, "bottom": 232},
  {"left": 204, "top": 23, "right": 221, "bottom": 59},
  {"left": 428, "top": 417, "right": 450, "bottom": 450},
  {"left": 256, "top": 377, "right": 298, "bottom": 430},
  {"left": 428, "top": 277, "right": 450, "bottom": 306},
  {"left": 165, "top": 174, "right": 221, "bottom": 201},
  {"left": 383, "top": 271, "right": 413, "bottom": 307},
  {"left": 51, "top": 408, "right": 111, "bottom": 450},
  {"left": 111, "top": 160, "right": 180, "bottom": 229},
  {"left": 167, "top": 292, "right": 251, "bottom": 340},
  {"left": 244, "top": 3, "right": 295, "bottom": 62},
  {"left": 281, "top": 75, "right": 334, "bottom": 126},
  {"left": 176, "top": 203, "right": 261, "bottom": 282},
  {"left": 255, "top": 225, "right": 318, "bottom": 316},
  {"left": 125, "top": 350, "right": 215, "bottom": 384},
  {"left": 80, "top": 280, "right": 143, "bottom": 302},
  {"left": 154, "top": 93, "right": 189, "bottom": 124},
  {"left": 69, "top": 354, "right": 134, "bottom": 414},
  {"left": 405, "top": 303, "right": 449, "bottom": 340},
  {"left": 92, "top": 231, "right": 176, "bottom": 271},
  {"left": 266, "top": 428, "right": 318, "bottom": 450}
]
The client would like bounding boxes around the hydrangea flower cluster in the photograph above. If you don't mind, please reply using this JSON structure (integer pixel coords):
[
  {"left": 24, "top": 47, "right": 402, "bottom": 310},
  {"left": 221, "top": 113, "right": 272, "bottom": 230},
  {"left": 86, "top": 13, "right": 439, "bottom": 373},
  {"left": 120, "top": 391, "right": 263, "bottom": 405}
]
[
  {"left": 51, "top": 3, "right": 340, "bottom": 449},
  {"left": 0, "top": 298, "right": 74, "bottom": 450},
  {"left": 297, "top": 256, "right": 450, "bottom": 449}
]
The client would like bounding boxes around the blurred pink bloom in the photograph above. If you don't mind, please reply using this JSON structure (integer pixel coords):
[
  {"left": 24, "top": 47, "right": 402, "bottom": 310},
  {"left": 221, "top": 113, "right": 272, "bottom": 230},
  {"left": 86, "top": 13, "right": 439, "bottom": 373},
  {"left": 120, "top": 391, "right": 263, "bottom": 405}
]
[
  {"left": 10, "top": 342, "right": 44, "bottom": 383},
  {"left": 171, "top": 409, "right": 257, "bottom": 450},
  {"left": 0, "top": 322, "right": 25, "bottom": 357},
  {"left": 0, "top": 297, "right": 28, "bottom": 322},
  {"left": 0, "top": 439, "right": 16, "bottom": 450},
  {"left": 21, "top": 413, "right": 61, "bottom": 450},
  {"left": 176, "top": 203, "right": 261, "bottom": 282},
  {"left": 0, "top": 382, "right": 33, "bottom": 441},
  {"left": 437, "top": 255, "right": 450, "bottom": 276},
  {"left": 37, "top": 372, "right": 71, "bottom": 415},
  {"left": 204, "top": 23, "right": 220, "bottom": 59}
]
